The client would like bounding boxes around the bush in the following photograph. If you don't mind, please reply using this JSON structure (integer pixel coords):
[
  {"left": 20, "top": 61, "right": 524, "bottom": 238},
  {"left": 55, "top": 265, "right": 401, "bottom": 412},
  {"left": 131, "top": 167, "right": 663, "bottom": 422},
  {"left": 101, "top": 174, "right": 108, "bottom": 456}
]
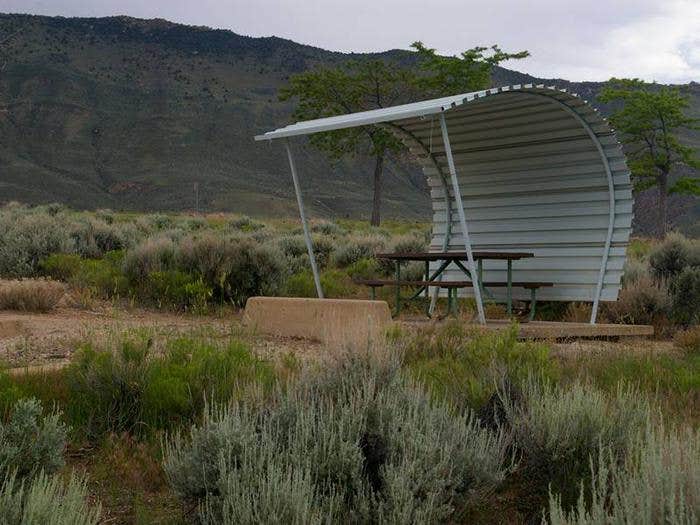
[
  {"left": 122, "top": 237, "right": 178, "bottom": 282},
  {"left": 165, "top": 348, "right": 513, "bottom": 523},
  {"left": 0, "top": 472, "right": 100, "bottom": 525},
  {"left": 648, "top": 233, "right": 700, "bottom": 281},
  {"left": 0, "top": 280, "right": 65, "bottom": 312},
  {"left": 284, "top": 270, "right": 351, "bottom": 298},
  {"left": 549, "top": 422, "right": 700, "bottom": 524},
  {"left": 41, "top": 253, "right": 128, "bottom": 299},
  {"left": 670, "top": 266, "right": 700, "bottom": 326},
  {"left": 65, "top": 335, "right": 272, "bottom": 439},
  {"left": 503, "top": 381, "right": 648, "bottom": 512},
  {"left": 674, "top": 326, "right": 700, "bottom": 355},
  {"left": 229, "top": 216, "right": 265, "bottom": 232},
  {"left": 143, "top": 270, "right": 212, "bottom": 311},
  {"left": 603, "top": 275, "right": 671, "bottom": 325},
  {"left": 311, "top": 220, "right": 344, "bottom": 236},
  {"left": 0, "top": 209, "right": 74, "bottom": 277},
  {"left": 621, "top": 257, "right": 649, "bottom": 286},
  {"left": 333, "top": 235, "right": 385, "bottom": 268},
  {"left": 345, "top": 258, "right": 380, "bottom": 280},
  {"left": 404, "top": 323, "right": 557, "bottom": 410},
  {"left": 0, "top": 398, "right": 67, "bottom": 481}
]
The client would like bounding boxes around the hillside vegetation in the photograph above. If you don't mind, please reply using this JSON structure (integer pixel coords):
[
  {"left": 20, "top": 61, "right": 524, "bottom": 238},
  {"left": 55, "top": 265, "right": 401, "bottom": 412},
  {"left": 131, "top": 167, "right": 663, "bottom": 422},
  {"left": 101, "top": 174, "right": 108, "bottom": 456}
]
[{"left": 1, "top": 14, "right": 698, "bottom": 232}]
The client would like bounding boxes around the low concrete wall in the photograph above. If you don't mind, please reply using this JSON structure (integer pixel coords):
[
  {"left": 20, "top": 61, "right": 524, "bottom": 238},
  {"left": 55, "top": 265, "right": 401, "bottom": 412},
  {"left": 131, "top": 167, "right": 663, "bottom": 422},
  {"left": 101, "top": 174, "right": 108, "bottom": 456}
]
[{"left": 243, "top": 297, "right": 392, "bottom": 348}]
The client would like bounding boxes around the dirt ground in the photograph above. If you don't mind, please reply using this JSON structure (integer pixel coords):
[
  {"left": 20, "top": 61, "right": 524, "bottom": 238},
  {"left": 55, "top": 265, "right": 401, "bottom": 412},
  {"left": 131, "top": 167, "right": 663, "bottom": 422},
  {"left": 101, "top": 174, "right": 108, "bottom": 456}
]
[
  {"left": 0, "top": 303, "right": 673, "bottom": 374},
  {"left": 0, "top": 304, "right": 323, "bottom": 370}
]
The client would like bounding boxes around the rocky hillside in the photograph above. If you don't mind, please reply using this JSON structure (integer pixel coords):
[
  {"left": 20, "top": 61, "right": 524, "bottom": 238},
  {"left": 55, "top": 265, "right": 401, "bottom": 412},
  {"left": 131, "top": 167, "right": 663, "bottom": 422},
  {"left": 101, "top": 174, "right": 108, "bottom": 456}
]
[{"left": 0, "top": 13, "right": 698, "bottom": 231}]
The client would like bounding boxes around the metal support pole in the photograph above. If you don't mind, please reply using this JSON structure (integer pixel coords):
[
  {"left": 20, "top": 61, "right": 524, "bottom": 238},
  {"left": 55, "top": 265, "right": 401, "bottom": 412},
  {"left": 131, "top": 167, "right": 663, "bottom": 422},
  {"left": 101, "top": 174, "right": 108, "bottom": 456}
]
[
  {"left": 284, "top": 139, "right": 323, "bottom": 299},
  {"left": 439, "top": 114, "right": 486, "bottom": 324},
  {"left": 507, "top": 260, "right": 513, "bottom": 316}
]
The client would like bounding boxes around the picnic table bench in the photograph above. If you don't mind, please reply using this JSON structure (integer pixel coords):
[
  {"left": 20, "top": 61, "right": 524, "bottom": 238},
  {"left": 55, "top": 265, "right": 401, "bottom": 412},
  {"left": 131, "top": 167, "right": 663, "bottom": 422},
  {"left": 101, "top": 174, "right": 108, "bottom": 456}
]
[{"left": 355, "top": 251, "right": 553, "bottom": 319}]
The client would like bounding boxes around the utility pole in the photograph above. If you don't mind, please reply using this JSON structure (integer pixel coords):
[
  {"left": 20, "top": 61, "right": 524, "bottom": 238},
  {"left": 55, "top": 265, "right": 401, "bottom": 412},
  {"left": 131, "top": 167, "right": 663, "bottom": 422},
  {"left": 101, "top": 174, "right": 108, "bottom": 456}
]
[{"left": 193, "top": 182, "right": 199, "bottom": 214}]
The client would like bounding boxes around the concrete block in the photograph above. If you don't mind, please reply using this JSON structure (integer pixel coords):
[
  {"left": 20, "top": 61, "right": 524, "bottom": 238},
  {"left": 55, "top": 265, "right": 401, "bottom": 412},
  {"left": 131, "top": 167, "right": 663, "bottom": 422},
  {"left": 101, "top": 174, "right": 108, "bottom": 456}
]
[{"left": 243, "top": 297, "right": 392, "bottom": 348}]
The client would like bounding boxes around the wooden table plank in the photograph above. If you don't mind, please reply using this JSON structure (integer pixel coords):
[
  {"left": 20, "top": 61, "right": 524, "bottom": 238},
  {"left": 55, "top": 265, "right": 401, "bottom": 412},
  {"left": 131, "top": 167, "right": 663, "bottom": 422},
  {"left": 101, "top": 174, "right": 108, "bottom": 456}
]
[{"left": 375, "top": 251, "right": 534, "bottom": 261}]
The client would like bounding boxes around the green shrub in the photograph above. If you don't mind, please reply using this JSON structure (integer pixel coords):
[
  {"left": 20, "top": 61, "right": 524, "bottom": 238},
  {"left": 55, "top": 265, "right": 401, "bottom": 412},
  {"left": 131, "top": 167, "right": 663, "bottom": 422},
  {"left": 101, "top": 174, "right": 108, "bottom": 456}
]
[
  {"left": 346, "top": 258, "right": 380, "bottom": 280},
  {"left": 0, "top": 210, "right": 74, "bottom": 277},
  {"left": 670, "top": 266, "right": 700, "bottom": 326},
  {"left": 621, "top": 257, "right": 649, "bottom": 286},
  {"left": 311, "top": 220, "right": 344, "bottom": 236},
  {"left": 549, "top": 422, "right": 700, "bottom": 525},
  {"left": 284, "top": 270, "right": 351, "bottom": 298},
  {"left": 405, "top": 323, "right": 557, "bottom": 410},
  {"left": 39, "top": 253, "right": 83, "bottom": 281},
  {"left": 603, "top": 275, "right": 671, "bottom": 325},
  {"left": 122, "top": 237, "right": 178, "bottom": 282},
  {"left": 333, "top": 235, "right": 385, "bottom": 268},
  {"left": 0, "top": 472, "right": 100, "bottom": 525},
  {"left": 65, "top": 335, "right": 272, "bottom": 439},
  {"left": 143, "top": 270, "right": 212, "bottom": 311},
  {"left": 0, "top": 398, "right": 67, "bottom": 481},
  {"left": 165, "top": 348, "right": 513, "bottom": 523},
  {"left": 229, "top": 216, "right": 265, "bottom": 232},
  {"left": 648, "top": 233, "right": 700, "bottom": 280},
  {"left": 504, "top": 381, "right": 648, "bottom": 513}
]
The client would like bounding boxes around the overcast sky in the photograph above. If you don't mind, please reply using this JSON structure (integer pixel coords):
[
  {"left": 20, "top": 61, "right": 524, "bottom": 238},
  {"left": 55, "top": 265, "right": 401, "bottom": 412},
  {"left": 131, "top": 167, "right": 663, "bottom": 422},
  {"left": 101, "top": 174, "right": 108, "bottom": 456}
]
[{"left": 2, "top": 0, "right": 698, "bottom": 84}]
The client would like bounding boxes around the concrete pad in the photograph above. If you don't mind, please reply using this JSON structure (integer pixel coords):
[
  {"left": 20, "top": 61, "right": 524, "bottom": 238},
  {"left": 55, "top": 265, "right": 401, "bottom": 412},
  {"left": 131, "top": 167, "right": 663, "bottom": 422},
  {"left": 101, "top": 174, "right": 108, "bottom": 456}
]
[{"left": 243, "top": 297, "right": 392, "bottom": 348}]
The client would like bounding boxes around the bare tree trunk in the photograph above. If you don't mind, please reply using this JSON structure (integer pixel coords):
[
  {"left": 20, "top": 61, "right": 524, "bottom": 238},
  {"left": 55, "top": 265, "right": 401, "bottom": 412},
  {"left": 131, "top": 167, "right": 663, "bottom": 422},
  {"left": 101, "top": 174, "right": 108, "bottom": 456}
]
[
  {"left": 370, "top": 153, "right": 384, "bottom": 226},
  {"left": 658, "top": 172, "right": 668, "bottom": 238}
]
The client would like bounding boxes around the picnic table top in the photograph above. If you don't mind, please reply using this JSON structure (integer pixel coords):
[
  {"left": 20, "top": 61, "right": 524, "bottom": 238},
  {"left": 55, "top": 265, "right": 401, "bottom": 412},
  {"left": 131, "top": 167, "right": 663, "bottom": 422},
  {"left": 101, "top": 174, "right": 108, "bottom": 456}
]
[{"left": 375, "top": 251, "right": 534, "bottom": 261}]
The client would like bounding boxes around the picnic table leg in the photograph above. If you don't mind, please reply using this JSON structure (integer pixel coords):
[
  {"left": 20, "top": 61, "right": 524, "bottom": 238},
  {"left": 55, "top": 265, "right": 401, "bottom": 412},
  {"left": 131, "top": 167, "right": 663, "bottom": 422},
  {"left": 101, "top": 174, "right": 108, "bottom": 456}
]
[
  {"left": 529, "top": 288, "right": 537, "bottom": 321},
  {"left": 370, "top": 286, "right": 376, "bottom": 300},
  {"left": 394, "top": 261, "right": 401, "bottom": 317},
  {"left": 507, "top": 260, "right": 513, "bottom": 316},
  {"left": 424, "top": 261, "right": 431, "bottom": 316}
]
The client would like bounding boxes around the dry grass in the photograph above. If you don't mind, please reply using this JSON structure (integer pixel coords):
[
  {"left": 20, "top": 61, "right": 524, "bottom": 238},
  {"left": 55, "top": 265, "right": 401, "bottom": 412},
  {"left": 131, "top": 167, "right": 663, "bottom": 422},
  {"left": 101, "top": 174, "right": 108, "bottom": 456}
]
[
  {"left": 674, "top": 326, "right": 700, "bottom": 356},
  {"left": 0, "top": 279, "right": 66, "bottom": 312}
]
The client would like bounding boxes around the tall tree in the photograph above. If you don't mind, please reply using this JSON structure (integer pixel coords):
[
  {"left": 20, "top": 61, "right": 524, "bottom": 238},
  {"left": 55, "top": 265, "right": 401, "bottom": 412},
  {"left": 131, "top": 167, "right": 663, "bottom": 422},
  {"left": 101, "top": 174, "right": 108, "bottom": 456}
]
[
  {"left": 410, "top": 42, "right": 529, "bottom": 97},
  {"left": 280, "top": 44, "right": 528, "bottom": 226},
  {"left": 279, "top": 60, "right": 413, "bottom": 226},
  {"left": 599, "top": 79, "right": 699, "bottom": 237}
]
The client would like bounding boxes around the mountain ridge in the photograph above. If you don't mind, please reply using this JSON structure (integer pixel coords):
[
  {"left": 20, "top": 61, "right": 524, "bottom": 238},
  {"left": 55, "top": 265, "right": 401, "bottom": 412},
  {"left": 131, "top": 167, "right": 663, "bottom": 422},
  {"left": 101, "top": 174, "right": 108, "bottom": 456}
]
[{"left": 0, "top": 13, "right": 698, "bottom": 233}]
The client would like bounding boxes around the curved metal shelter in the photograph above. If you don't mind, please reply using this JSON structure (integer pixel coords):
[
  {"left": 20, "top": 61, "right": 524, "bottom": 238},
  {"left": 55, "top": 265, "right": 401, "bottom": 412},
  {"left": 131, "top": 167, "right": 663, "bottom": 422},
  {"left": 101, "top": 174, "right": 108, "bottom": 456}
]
[{"left": 255, "top": 84, "right": 633, "bottom": 324}]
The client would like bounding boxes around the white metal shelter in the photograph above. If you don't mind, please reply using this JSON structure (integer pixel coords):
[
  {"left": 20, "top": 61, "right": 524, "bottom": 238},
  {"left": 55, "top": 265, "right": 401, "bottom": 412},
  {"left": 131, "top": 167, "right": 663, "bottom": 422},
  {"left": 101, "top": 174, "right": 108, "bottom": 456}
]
[{"left": 255, "top": 84, "right": 633, "bottom": 324}]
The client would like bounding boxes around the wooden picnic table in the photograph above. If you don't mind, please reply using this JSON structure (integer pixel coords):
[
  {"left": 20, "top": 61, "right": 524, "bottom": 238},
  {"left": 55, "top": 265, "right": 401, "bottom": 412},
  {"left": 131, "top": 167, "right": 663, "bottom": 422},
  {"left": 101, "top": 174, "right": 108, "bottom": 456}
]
[{"left": 375, "top": 251, "right": 535, "bottom": 316}]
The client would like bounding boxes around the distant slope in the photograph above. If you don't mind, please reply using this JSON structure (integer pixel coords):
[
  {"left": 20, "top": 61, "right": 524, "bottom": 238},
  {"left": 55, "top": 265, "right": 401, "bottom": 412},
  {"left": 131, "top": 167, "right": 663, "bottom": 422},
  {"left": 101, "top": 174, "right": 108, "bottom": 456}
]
[{"left": 0, "top": 13, "right": 698, "bottom": 232}]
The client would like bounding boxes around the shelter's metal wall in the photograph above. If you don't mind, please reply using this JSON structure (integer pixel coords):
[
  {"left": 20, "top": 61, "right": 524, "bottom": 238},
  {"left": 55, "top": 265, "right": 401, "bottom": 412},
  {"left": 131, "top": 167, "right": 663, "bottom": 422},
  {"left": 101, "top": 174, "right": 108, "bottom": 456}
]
[{"left": 390, "top": 86, "right": 633, "bottom": 302}]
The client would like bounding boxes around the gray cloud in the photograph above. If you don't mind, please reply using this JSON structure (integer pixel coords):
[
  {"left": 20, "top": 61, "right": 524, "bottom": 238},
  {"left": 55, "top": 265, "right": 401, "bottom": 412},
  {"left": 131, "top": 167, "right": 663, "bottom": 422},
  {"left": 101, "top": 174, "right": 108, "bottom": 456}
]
[{"left": 1, "top": 0, "right": 698, "bottom": 83}]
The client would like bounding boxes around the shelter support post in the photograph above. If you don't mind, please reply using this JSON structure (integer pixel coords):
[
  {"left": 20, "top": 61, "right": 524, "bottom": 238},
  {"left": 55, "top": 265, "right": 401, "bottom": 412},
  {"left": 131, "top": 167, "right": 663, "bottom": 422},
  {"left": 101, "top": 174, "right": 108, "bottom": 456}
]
[
  {"left": 284, "top": 139, "right": 324, "bottom": 299},
  {"left": 439, "top": 113, "right": 486, "bottom": 324}
]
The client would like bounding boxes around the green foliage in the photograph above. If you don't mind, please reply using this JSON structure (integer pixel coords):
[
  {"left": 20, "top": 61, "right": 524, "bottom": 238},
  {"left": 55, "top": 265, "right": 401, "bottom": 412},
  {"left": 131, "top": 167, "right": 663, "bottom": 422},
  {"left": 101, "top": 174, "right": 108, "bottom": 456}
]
[
  {"left": 143, "top": 271, "right": 212, "bottom": 311},
  {"left": 504, "top": 381, "right": 648, "bottom": 512},
  {"left": 0, "top": 398, "right": 67, "bottom": 481},
  {"left": 404, "top": 323, "right": 557, "bottom": 410},
  {"left": 648, "top": 232, "right": 700, "bottom": 280},
  {"left": 122, "top": 237, "right": 178, "bottom": 282},
  {"left": 410, "top": 41, "right": 529, "bottom": 97},
  {"left": 599, "top": 79, "right": 699, "bottom": 235},
  {"left": 345, "top": 258, "right": 380, "bottom": 280},
  {"left": 333, "top": 235, "right": 386, "bottom": 267},
  {"left": 229, "top": 216, "right": 265, "bottom": 232},
  {"left": 0, "top": 472, "right": 100, "bottom": 525},
  {"left": 164, "top": 349, "right": 513, "bottom": 523},
  {"left": 670, "top": 266, "right": 700, "bottom": 326},
  {"left": 65, "top": 334, "right": 272, "bottom": 439},
  {"left": 604, "top": 274, "right": 671, "bottom": 326},
  {"left": 549, "top": 423, "right": 700, "bottom": 524},
  {"left": 284, "top": 269, "right": 351, "bottom": 298}
]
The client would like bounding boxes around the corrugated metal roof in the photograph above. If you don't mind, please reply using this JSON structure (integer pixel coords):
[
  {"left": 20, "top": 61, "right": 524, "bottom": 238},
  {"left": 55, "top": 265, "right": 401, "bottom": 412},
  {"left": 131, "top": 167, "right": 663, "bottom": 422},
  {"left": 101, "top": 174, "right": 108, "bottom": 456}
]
[{"left": 254, "top": 84, "right": 633, "bottom": 306}]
